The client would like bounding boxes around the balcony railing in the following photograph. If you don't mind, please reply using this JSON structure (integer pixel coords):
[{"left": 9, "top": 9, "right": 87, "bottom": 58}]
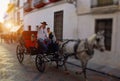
[
  {"left": 49, "top": 0, "right": 60, "bottom": 2},
  {"left": 24, "top": 2, "right": 33, "bottom": 12},
  {"left": 33, "top": 0, "right": 46, "bottom": 8},
  {"left": 91, "top": 0, "right": 119, "bottom": 8}
]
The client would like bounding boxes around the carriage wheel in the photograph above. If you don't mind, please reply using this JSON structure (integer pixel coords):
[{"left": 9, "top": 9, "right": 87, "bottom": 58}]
[
  {"left": 16, "top": 45, "right": 24, "bottom": 63},
  {"left": 35, "top": 54, "right": 45, "bottom": 73}
]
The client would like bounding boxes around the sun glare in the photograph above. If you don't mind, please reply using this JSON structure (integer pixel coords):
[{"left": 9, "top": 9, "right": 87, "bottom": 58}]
[{"left": 5, "top": 23, "right": 13, "bottom": 29}]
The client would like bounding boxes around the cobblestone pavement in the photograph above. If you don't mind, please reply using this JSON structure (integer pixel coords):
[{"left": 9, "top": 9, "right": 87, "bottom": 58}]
[{"left": 0, "top": 43, "right": 120, "bottom": 81}]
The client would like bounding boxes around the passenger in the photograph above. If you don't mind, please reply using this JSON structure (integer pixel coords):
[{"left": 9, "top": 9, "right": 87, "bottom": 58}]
[
  {"left": 47, "top": 27, "right": 58, "bottom": 52},
  {"left": 47, "top": 27, "right": 54, "bottom": 43}
]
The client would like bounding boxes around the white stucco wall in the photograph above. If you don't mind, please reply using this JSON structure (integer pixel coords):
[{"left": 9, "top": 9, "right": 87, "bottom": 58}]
[
  {"left": 24, "top": 3, "right": 78, "bottom": 39},
  {"left": 78, "top": 15, "right": 94, "bottom": 39},
  {"left": 114, "top": 12, "right": 120, "bottom": 68},
  {"left": 76, "top": 0, "right": 91, "bottom": 14},
  {"left": 115, "top": 12, "right": 120, "bottom": 54}
]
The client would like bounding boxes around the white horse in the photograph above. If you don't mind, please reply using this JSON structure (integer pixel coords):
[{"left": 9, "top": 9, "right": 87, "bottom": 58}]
[{"left": 58, "top": 31, "right": 105, "bottom": 81}]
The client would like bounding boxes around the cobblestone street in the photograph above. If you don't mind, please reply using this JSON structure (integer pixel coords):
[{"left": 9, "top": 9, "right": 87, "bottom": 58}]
[{"left": 0, "top": 43, "right": 120, "bottom": 81}]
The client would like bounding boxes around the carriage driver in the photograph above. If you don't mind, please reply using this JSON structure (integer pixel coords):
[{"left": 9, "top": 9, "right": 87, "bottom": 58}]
[{"left": 37, "top": 21, "right": 48, "bottom": 52}]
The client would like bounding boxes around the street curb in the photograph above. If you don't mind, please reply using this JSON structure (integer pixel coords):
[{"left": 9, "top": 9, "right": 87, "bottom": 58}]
[{"left": 67, "top": 62, "right": 120, "bottom": 79}]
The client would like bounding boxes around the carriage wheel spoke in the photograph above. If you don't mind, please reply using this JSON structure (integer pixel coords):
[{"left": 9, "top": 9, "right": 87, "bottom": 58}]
[{"left": 16, "top": 45, "right": 24, "bottom": 63}]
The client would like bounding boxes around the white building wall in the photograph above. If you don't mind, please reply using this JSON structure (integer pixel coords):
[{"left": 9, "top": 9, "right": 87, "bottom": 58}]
[
  {"left": 115, "top": 12, "right": 120, "bottom": 54},
  {"left": 76, "top": 0, "right": 91, "bottom": 14},
  {"left": 114, "top": 12, "right": 120, "bottom": 67},
  {"left": 78, "top": 15, "right": 94, "bottom": 39},
  {"left": 24, "top": 3, "right": 78, "bottom": 39}
]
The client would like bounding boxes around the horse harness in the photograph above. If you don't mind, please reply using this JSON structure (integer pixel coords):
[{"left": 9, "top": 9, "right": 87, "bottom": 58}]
[
  {"left": 60, "top": 39, "right": 94, "bottom": 58},
  {"left": 84, "top": 39, "right": 94, "bottom": 55},
  {"left": 60, "top": 39, "right": 81, "bottom": 58}
]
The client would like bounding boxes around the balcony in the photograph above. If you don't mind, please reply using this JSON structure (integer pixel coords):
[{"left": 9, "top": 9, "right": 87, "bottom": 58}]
[
  {"left": 24, "top": 2, "right": 33, "bottom": 12},
  {"left": 34, "top": 0, "right": 46, "bottom": 8},
  {"left": 91, "top": 0, "right": 119, "bottom": 14},
  {"left": 49, "top": 0, "right": 60, "bottom": 2}
]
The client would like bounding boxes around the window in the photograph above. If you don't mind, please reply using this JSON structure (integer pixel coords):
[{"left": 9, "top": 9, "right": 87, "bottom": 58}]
[
  {"left": 54, "top": 10, "right": 63, "bottom": 41},
  {"left": 98, "top": 0, "right": 113, "bottom": 6},
  {"left": 95, "top": 19, "right": 113, "bottom": 51},
  {"left": 28, "top": 25, "right": 31, "bottom": 31}
]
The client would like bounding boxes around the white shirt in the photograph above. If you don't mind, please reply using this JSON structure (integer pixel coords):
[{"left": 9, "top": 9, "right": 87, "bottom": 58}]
[{"left": 37, "top": 28, "right": 47, "bottom": 40}]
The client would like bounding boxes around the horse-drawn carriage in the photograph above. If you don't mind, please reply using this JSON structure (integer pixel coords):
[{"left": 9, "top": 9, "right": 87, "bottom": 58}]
[
  {"left": 16, "top": 30, "right": 105, "bottom": 81},
  {"left": 16, "top": 31, "right": 65, "bottom": 72}
]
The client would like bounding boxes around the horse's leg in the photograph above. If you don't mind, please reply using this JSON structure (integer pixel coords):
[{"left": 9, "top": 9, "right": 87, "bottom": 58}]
[
  {"left": 76, "top": 61, "right": 84, "bottom": 75},
  {"left": 82, "top": 62, "right": 88, "bottom": 81},
  {"left": 63, "top": 57, "right": 68, "bottom": 71},
  {"left": 56, "top": 61, "right": 59, "bottom": 69},
  {"left": 63, "top": 56, "right": 69, "bottom": 74},
  {"left": 75, "top": 61, "right": 88, "bottom": 81}
]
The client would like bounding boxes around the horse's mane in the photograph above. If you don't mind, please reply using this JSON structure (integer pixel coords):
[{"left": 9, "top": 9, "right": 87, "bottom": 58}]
[{"left": 88, "top": 34, "right": 96, "bottom": 43}]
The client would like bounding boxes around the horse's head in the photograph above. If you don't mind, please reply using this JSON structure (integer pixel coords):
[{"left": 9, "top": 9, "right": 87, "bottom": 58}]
[{"left": 95, "top": 31, "right": 105, "bottom": 52}]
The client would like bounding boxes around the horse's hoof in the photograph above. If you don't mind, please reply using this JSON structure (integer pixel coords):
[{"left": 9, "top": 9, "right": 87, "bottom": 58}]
[{"left": 64, "top": 71, "right": 70, "bottom": 75}]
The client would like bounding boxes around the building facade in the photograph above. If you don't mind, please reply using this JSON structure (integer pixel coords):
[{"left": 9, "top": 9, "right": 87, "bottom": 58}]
[{"left": 5, "top": 0, "right": 23, "bottom": 32}]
